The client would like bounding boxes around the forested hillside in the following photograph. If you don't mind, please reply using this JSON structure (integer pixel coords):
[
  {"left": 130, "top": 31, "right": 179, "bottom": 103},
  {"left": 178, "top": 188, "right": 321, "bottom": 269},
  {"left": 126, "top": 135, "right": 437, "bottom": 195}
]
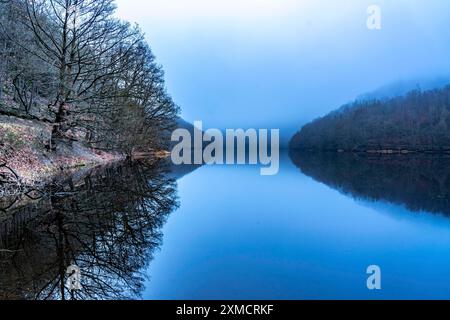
[
  {"left": 0, "top": 0, "right": 178, "bottom": 154},
  {"left": 290, "top": 86, "right": 450, "bottom": 152}
]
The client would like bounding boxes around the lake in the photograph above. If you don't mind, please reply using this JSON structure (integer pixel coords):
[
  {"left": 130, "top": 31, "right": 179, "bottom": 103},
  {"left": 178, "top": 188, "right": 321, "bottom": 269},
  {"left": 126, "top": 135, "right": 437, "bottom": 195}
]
[
  {"left": 144, "top": 151, "right": 450, "bottom": 300},
  {"left": 3, "top": 152, "right": 450, "bottom": 299}
]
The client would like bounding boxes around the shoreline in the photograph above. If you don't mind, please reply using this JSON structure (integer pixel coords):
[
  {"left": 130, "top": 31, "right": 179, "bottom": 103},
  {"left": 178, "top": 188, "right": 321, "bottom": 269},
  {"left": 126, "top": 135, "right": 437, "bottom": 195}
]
[
  {"left": 0, "top": 114, "right": 127, "bottom": 199},
  {"left": 289, "top": 148, "right": 450, "bottom": 155},
  {"left": 0, "top": 113, "right": 171, "bottom": 202}
]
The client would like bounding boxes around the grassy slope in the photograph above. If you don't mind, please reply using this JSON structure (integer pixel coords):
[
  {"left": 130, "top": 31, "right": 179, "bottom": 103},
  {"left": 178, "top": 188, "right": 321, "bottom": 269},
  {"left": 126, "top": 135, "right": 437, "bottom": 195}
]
[{"left": 0, "top": 115, "right": 124, "bottom": 184}]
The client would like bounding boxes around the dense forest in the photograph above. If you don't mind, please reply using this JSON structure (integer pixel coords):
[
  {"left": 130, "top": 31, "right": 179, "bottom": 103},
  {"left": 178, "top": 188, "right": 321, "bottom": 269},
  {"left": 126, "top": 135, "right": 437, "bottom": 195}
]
[
  {"left": 290, "top": 86, "right": 450, "bottom": 152},
  {"left": 0, "top": 0, "right": 178, "bottom": 154}
]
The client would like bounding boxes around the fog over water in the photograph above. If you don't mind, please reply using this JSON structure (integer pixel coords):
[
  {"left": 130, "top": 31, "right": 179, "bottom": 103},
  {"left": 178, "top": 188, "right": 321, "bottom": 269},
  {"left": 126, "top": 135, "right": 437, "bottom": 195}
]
[
  {"left": 6, "top": 0, "right": 450, "bottom": 301},
  {"left": 116, "top": 0, "right": 450, "bottom": 143}
]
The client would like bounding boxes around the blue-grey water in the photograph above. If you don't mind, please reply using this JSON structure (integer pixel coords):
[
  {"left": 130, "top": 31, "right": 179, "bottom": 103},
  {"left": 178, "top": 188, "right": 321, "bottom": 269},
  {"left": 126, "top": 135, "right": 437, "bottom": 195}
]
[
  {"left": 143, "top": 152, "right": 450, "bottom": 300},
  {"left": 3, "top": 152, "right": 450, "bottom": 299}
]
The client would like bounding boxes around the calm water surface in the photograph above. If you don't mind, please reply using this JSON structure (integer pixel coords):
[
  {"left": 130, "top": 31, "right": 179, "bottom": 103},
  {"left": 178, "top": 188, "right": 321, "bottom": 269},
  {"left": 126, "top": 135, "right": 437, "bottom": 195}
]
[
  {"left": 145, "top": 152, "right": 450, "bottom": 300},
  {"left": 3, "top": 152, "right": 450, "bottom": 299}
]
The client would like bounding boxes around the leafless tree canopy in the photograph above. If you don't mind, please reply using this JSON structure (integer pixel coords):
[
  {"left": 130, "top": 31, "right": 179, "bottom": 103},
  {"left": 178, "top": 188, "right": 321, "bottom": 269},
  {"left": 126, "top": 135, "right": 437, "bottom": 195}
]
[{"left": 0, "top": 0, "right": 179, "bottom": 152}]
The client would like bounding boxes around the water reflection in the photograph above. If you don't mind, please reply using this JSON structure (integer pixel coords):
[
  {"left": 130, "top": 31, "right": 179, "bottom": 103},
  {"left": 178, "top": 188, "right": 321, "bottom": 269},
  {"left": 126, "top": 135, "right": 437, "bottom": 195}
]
[
  {"left": 0, "top": 161, "right": 178, "bottom": 300},
  {"left": 290, "top": 151, "right": 450, "bottom": 216}
]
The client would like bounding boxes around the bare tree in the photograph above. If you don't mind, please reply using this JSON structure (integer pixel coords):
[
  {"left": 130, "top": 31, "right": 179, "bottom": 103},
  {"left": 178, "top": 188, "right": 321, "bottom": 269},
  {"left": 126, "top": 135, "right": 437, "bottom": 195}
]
[
  {"left": 1, "top": 0, "right": 179, "bottom": 153},
  {"left": 12, "top": 0, "right": 144, "bottom": 148}
]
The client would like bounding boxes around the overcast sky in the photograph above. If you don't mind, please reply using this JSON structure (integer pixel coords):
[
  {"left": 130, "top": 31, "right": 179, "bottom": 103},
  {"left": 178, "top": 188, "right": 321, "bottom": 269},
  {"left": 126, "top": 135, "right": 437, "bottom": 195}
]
[{"left": 115, "top": 0, "right": 450, "bottom": 137}]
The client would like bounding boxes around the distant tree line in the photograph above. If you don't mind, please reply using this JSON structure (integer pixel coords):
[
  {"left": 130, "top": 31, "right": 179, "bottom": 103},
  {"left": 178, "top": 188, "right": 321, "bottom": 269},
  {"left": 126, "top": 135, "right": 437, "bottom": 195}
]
[
  {"left": 290, "top": 86, "right": 450, "bottom": 152},
  {"left": 0, "top": 0, "right": 179, "bottom": 153}
]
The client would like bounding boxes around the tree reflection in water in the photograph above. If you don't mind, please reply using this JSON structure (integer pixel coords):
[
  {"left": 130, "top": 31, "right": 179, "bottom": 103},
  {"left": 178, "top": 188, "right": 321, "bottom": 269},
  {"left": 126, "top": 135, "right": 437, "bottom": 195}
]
[
  {"left": 290, "top": 151, "right": 450, "bottom": 216},
  {"left": 0, "top": 161, "right": 179, "bottom": 300}
]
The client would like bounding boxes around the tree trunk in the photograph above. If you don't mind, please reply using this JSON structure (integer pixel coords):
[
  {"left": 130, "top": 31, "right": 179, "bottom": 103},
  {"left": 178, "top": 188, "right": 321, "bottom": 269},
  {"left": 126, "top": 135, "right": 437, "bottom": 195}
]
[{"left": 50, "top": 103, "right": 66, "bottom": 151}]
